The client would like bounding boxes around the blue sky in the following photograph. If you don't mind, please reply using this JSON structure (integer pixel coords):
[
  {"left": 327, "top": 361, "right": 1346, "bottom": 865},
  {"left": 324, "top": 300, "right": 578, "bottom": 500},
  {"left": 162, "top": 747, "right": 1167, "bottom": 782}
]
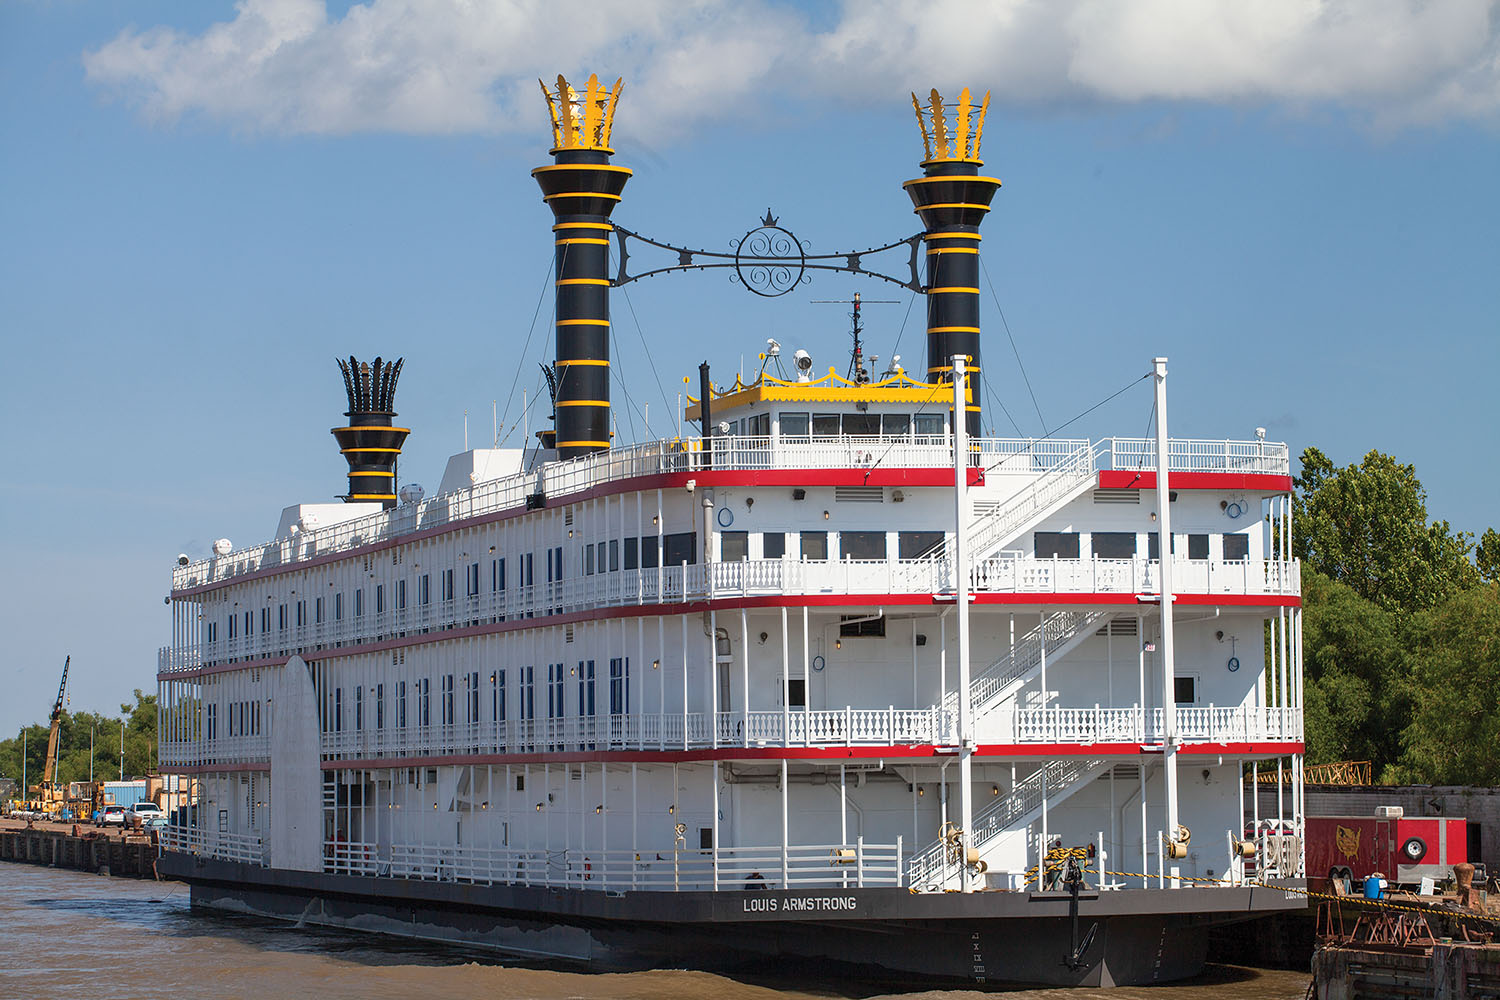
[{"left": 1, "top": 1, "right": 1497, "bottom": 744}]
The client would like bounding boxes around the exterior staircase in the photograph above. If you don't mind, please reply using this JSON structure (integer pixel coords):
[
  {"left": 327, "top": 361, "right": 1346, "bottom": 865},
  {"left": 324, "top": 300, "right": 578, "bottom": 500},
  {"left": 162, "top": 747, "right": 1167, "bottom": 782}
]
[
  {"left": 909, "top": 441, "right": 1101, "bottom": 594},
  {"left": 906, "top": 755, "right": 1112, "bottom": 890},
  {"left": 944, "top": 610, "right": 1118, "bottom": 723}
]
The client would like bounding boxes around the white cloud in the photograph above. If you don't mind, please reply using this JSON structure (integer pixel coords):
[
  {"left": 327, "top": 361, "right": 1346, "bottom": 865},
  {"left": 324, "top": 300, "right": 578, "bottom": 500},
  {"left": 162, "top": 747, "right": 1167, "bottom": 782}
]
[{"left": 82, "top": 0, "right": 1500, "bottom": 137}]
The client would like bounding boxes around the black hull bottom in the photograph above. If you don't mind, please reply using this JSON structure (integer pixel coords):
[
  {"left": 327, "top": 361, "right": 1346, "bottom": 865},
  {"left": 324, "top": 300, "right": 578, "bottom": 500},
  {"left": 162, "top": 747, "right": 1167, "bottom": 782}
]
[{"left": 162, "top": 854, "right": 1303, "bottom": 988}]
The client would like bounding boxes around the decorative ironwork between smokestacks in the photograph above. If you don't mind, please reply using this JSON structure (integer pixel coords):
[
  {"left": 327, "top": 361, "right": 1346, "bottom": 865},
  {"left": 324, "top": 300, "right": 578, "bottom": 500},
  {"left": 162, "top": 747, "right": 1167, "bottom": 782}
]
[
  {"left": 332, "top": 356, "right": 409, "bottom": 509},
  {"left": 904, "top": 87, "right": 1001, "bottom": 436},
  {"left": 534, "top": 73, "right": 632, "bottom": 459}
]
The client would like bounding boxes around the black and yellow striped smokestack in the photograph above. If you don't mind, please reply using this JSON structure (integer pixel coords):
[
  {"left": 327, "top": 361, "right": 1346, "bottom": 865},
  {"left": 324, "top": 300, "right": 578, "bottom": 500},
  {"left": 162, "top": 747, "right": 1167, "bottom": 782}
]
[
  {"left": 532, "top": 74, "right": 631, "bottom": 460},
  {"left": 333, "top": 356, "right": 409, "bottom": 508},
  {"left": 903, "top": 88, "right": 1001, "bottom": 436}
]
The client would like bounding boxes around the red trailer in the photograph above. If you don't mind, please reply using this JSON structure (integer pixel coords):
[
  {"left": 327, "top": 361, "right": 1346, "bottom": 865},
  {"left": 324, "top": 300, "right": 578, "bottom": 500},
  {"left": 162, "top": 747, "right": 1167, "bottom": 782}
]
[{"left": 1305, "top": 807, "right": 1468, "bottom": 885}]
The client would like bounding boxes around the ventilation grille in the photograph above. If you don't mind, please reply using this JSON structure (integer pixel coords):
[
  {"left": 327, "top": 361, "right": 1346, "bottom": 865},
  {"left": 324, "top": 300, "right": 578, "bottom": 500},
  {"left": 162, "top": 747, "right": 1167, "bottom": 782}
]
[
  {"left": 1093, "top": 489, "right": 1141, "bottom": 504},
  {"left": 1096, "top": 618, "right": 1139, "bottom": 636},
  {"left": 565, "top": 625, "right": 575, "bottom": 643},
  {"left": 1104, "top": 764, "right": 1142, "bottom": 781},
  {"left": 834, "top": 486, "right": 883, "bottom": 503},
  {"left": 564, "top": 509, "right": 574, "bottom": 525}
]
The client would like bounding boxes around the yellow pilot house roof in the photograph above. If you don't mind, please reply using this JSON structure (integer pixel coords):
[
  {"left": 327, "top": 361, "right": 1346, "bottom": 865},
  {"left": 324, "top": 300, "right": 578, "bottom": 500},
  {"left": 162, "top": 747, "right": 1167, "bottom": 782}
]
[{"left": 684, "top": 368, "right": 970, "bottom": 421}]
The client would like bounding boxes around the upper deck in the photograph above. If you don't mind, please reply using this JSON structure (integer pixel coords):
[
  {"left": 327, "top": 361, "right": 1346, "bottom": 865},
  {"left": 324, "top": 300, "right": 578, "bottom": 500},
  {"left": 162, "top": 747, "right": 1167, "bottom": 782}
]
[{"left": 171, "top": 434, "right": 1289, "bottom": 595}]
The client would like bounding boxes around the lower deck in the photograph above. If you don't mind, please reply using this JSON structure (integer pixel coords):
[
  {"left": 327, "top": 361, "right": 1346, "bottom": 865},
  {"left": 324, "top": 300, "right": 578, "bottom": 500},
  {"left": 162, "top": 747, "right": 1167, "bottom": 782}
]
[{"left": 160, "top": 851, "right": 1306, "bottom": 986}]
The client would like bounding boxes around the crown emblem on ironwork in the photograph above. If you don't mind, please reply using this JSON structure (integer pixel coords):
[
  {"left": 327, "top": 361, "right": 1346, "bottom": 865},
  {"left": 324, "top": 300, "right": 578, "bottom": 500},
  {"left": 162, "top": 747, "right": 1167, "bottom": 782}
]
[
  {"left": 910, "top": 87, "right": 991, "bottom": 163},
  {"left": 761, "top": 208, "right": 778, "bottom": 227},
  {"left": 539, "top": 73, "right": 623, "bottom": 151}
]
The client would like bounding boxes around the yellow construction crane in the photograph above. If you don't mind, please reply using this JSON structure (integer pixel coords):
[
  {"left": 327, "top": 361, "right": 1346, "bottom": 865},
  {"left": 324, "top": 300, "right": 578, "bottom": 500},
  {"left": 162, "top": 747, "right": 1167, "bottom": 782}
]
[{"left": 29, "top": 655, "right": 70, "bottom": 816}]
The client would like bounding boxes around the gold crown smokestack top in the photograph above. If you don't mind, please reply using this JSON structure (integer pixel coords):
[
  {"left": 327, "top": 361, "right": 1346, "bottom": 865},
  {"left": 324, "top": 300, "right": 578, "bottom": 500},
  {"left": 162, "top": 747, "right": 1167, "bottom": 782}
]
[
  {"left": 904, "top": 88, "right": 1000, "bottom": 436},
  {"left": 332, "top": 356, "right": 409, "bottom": 508},
  {"left": 533, "top": 74, "right": 631, "bottom": 459}
]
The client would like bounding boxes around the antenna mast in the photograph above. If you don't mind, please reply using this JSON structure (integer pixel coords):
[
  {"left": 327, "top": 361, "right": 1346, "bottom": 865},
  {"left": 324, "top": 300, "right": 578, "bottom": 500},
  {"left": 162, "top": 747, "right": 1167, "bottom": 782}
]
[{"left": 812, "top": 291, "right": 898, "bottom": 383}]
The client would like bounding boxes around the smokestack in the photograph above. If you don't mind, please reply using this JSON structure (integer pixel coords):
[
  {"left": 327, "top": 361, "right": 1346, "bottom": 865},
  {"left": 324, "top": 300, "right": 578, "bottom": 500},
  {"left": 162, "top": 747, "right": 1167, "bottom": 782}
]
[
  {"left": 903, "top": 88, "right": 1001, "bottom": 436},
  {"left": 333, "top": 356, "right": 409, "bottom": 508},
  {"left": 533, "top": 74, "right": 631, "bottom": 460}
]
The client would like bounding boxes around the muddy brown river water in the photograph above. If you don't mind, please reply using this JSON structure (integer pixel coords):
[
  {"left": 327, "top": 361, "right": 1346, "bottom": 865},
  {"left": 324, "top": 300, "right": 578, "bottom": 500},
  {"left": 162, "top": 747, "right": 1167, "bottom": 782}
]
[{"left": 0, "top": 863, "right": 1310, "bottom": 999}]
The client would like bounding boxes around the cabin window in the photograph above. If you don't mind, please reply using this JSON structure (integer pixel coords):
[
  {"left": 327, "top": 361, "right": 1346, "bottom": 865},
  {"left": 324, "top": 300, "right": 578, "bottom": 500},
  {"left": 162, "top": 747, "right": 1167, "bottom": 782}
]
[
  {"left": 801, "top": 531, "right": 828, "bottom": 560},
  {"left": 442, "top": 675, "right": 454, "bottom": 726},
  {"left": 519, "top": 666, "right": 535, "bottom": 722},
  {"left": 375, "top": 586, "right": 385, "bottom": 614},
  {"left": 640, "top": 536, "right": 659, "bottom": 569},
  {"left": 811, "top": 413, "right": 840, "bottom": 436},
  {"left": 881, "top": 414, "right": 911, "bottom": 436},
  {"left": 376, "top": 683, "right": 385, "bottom": 729},
  {"left": 840, "top": 615, "right": 886, "bottom": 637},
  {"left": 547, "top": 664, "right": 564, "bottom": 720},
  {"left": 296, "top": 601, "right": 306, "bottom": 627},
  {"left": 1092, "top": 532, "right": 1137, "bottom": 559},
  {"left": 663, "top": 532, "right": 697, "bottom": 566},
  {"left": 609, "top": 539, "right": 619, "bottom": 572},
  {"left": 313, "top": 597, "right": 323, "bottom": 625},
  {"left": 840, "top": 531, "right": 887, "bottom": 560},
  {"left": 624, "top": 537, "right": 639, "bottom": 569},
  {"left": 1148, "top": 533, "right": 1176, "bottom": 558},
  {"left": 1174, "top": 676, "right": 1198, "bottom": 704},
  {"left": 468, "top": 671, "right": 480, "bottom": 723},
  {"left": 585, "top": 544, "right": 595, "bottom": 575},
  {"left": 899, "top": 531, "right": 945, "bottom": 560},
  {"left": 228, "top": 615, "right": 238, "bottom": 639},
  {"left": 1223, "top": 533, "right": 1250, "bottom": 561},
  {"left": 396, "top": 580, "right": 406, "bottom": 610},
  {"left": 609, "top": 657, "right": 629, "bottom": 714},
  {"left": 721, "top": 531, "right": 749, "bottom": 561},
  {"left": 762, "top": 532, "right": 786, "bottom": 559},
  {"left": 577, "top": 660, "right": 596, "bottom": 717},
  {"left": 396, "top": 681, "right": 407, "bottom": 728},
  {"left": 700, "top": 828, "right": 714, "bottom": 850},
  {"left": 418, "top": 574, "right": 430, "bottom": 605},
  {"left": 787, "top": 678, "right": 806, "bottom": 708},
  {"left": 842, "top": 413, "right": 879, "bottom": 436},
  {"left": 467, "top": 562, "right": 480, "bottom": 595},
  {"left": 1034, "top": 532, "right": 1081, "bottom": 559},
  {"left": 1187, "top": 534, "right": 1210, "bottom": 560},
  {"left": 442, "top": 569, "right": 454, "bottom": 601},
  {"left": 493, "top": 669, "right": 506, "bottom": 722},
  {"left": 355, "top": 687, "right": 363, "bottom": 731},
  {"left": 493, "top": 558, "right": 504, "bottom": 591},
  {"left": 779, "top": 413, "right": 810, "bottom": 436},
  {"left": 278, "top": 604, "right": 288, "bottom": 630},
  {"left": 914, "top": 413, "right": 945, "bottom": 436},
  {"left": 419, "top": 678, "right": 431, "bottom": 726}
]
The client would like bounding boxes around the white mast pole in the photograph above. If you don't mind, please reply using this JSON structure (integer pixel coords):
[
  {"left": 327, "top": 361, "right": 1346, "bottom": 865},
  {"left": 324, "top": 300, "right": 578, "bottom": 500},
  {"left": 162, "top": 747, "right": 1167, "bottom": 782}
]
[
  {"left": 1152, "top": 357, "right": 1180, "bottom": 872},
  {"left": 953, "top": 355, "right": 975, "bottom": 892}
]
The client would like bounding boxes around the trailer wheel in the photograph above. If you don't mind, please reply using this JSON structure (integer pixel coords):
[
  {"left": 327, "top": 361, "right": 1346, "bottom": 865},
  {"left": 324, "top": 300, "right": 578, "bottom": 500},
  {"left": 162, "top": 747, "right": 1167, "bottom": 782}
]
[{"left": 1401, "top": 837, "right": 1427, "bottom": 862}]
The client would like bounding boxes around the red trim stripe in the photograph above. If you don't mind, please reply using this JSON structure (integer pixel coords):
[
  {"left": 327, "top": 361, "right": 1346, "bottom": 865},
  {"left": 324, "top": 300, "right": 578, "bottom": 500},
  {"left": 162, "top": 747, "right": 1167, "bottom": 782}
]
[
  {"left": 161, "top": 741, "right": 1305, "bottom": 774},
  {"left": 1098, "top": 470, "right": 1292, "bottom": 492}
]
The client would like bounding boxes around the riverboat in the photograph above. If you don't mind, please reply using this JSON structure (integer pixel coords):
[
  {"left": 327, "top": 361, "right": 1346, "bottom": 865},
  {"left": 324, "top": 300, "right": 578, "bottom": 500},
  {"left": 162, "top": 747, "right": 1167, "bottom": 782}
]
[{"left": 156, "top": 76, "right": 1306, "bottom": 986}]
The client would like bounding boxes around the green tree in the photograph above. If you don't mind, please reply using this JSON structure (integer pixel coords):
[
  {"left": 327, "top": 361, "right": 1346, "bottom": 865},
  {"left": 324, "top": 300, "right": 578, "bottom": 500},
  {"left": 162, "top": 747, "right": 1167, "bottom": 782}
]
[
  {"left": 1395, "top": 584, "right": 1500, "bottom": 784},
  {"left": 1298, "top": 566, "right": 1406, "bottom": 773},
  {"left": 1293, "top": 446, "right": 1478, "bottom": 612},
  {"left": 1478, "top": 528, "right": 1500, "bottom": 585},
  {"left": 0, "top": 691, "right": 158, "bottom": 796}
]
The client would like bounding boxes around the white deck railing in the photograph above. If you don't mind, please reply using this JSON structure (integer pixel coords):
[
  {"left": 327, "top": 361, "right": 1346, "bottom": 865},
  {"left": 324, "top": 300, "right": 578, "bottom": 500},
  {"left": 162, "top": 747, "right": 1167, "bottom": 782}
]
[
  {"left": 158, "top": 823, "right": 268, "bottom": 866},
  {"left": 161, "top": 556, "right": 1299, "bottom": 675},
  {"left": 326, "top": 838, "right": 904, "bottom": 891},
  {"left": 172, "top": 435, "right": 1289, "bottom": 592},
  {"left": 160, "top": 704, "right": 1300, "bottom": 767}
]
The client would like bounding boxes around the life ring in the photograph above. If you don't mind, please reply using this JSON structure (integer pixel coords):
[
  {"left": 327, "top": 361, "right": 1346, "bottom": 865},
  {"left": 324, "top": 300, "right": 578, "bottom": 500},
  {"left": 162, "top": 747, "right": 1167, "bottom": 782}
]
[
  {"left": 1227, "top": 656, "right": 1241, "bottom": 672},
  {"left": 1226, "top": 502, "right": 1243, "bottom": 519},
  {"left": 1401, "top": 837, "right": 1427, "bottom": 862},
  {"left": 717, "top": 506, "right": 734, "bottom": 528}
]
